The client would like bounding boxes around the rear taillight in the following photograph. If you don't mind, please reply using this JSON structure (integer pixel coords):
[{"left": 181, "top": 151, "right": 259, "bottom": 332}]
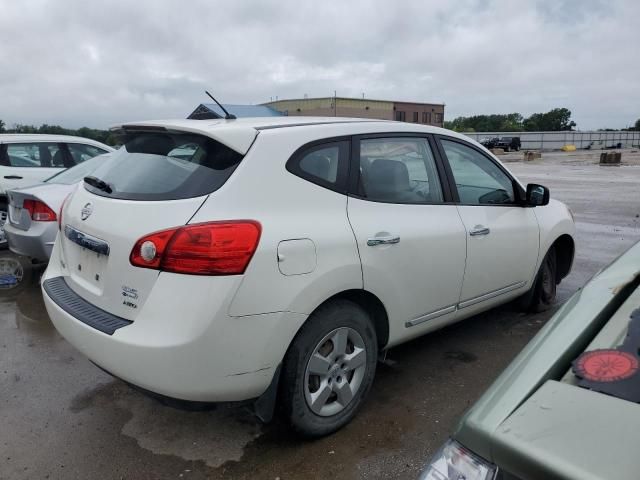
[
  {"left": 23, "top": 199, "right": 57, "bottom": 222},
  {"left": 130, "top": 221, "right": 261, "bottom": 275}
]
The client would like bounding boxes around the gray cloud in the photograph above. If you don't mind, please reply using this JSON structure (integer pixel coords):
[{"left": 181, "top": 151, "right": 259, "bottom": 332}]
[{"left": 1, "top": 0, "right": 638, "bottom": 129}]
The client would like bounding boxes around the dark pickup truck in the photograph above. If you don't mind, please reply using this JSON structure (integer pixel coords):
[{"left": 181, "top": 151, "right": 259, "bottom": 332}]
[{"left": 495, "top": 136, "right": 521, "bottom": 152}]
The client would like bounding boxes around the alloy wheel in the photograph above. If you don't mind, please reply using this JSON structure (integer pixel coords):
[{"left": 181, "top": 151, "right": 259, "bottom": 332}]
[
  {"left": 0, "top": 209, "right": 7, "bottom": 245},
  {"left": 0, "top": 256, "right": 24, "bottom": 290},
  {"left": 304, "top": 327, "right": 367, "bottom": 417}
]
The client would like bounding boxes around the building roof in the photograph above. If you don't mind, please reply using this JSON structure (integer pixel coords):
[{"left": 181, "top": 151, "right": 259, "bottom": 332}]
[
  {"left": 188, "top": 103, "right": 283, "bottom": 120},
  {"left": 263, "top": 96, "right": 445, "bottom": 106}
]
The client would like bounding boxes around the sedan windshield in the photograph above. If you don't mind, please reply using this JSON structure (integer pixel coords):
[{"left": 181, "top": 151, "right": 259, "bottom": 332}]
[{"left": 45, "top": 153, "right": 112, "bottom": 185}]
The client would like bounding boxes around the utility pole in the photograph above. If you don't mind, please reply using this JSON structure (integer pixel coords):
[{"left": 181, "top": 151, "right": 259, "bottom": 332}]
[{"left": 334, "top": 90, "right": 337, "bottom": 116}]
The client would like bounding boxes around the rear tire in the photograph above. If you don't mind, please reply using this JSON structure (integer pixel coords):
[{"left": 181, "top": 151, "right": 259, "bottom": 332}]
[
  {"left": 522, "top": 247, "right": 557, "bottom": 312},
  {"left": 281, "top": 299, "right": 377, "bottom": 437}
]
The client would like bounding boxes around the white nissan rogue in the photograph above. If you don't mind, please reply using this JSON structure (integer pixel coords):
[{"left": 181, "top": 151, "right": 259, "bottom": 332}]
[{"left": 42, "top": 117, "right": 575, "bottom": 436}]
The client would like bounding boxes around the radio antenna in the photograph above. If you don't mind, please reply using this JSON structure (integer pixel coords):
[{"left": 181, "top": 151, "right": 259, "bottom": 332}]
[{"left": 205, "top": 91, "right": 236, "bottom": 119}]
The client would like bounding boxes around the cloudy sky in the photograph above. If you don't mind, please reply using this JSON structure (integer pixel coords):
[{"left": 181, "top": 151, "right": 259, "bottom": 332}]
[{"left": 1, "top": 0, "right": 638, "bottom": 130}]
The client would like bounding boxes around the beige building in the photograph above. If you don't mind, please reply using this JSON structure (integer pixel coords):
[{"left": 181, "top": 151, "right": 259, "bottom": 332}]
[{"left": 262, "top": 97, "right": 444, "bottom": 127}]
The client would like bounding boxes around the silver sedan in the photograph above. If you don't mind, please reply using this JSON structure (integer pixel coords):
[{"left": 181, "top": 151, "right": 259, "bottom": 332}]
[{"left": 4, "top": 154, "right": 111, "bottom": 262}]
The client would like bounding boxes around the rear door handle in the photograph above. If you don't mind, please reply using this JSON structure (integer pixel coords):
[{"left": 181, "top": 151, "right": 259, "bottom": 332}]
[
  {"left": 367, "top": 235, "right": 400, "bottom": 246},
  {"left": 4, "top": 175, "right": 23, "bottom": 180},
  {"left": 469, "top": 226, "right": 491, "bottom": 236}
]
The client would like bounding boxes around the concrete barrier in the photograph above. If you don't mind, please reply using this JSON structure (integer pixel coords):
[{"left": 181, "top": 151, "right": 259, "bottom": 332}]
[
  {"left": 524, "top": 151, "right": 542, "bottom": 161},
  {"left": 600, "top": 152, "right": 622, "bottom": 164}
]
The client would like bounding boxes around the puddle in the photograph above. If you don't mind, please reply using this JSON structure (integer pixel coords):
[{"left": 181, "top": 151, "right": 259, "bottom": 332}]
[
  {"left": 70, "top": 379, "right": 263, "bottom": 468},
  {"left": 120, "top": 394, "right": 263, "bottom": 468}
]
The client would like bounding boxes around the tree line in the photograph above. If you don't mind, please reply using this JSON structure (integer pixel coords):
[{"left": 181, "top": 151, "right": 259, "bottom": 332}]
[
  {"left": 444, "top": 108, "right": 576, "bottom": 132},
  {"left": 0, "top": 119, "right": 117, "bottom": 146},
  {"left": 445, "top": 108, "right": 640, "bottom": 133}
]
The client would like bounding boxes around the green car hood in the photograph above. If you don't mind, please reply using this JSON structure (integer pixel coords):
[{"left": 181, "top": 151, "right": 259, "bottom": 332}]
[{"left": 454, "top": 241, "right": 640, "bottom": 478}]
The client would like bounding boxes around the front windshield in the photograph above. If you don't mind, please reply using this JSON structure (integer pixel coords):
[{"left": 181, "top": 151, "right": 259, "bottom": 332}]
[{"left": 44, "top": 153, "right": 112, "bottom": 185}]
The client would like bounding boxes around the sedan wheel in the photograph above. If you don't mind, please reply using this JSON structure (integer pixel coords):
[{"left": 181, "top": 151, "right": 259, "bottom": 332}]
[
  {"left": 0, "top": 251, "right": 31, "bottom": 296},
  {"left": 0, "top": 255, "right": 23, "bottom": 289},
  {"left": 0, "top": 208, "right": 7, "bottom": 246},
  {"left": 281, "top": 299, "right": 377, "bottom": 437}
]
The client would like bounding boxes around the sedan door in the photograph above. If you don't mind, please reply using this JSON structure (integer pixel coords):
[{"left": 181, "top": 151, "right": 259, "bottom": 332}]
[
  {"left": 437, "top": 137, "right": 539, "bottom": 313},
  {"left": 1, "top": 142, "right": 67, "bottom": 189},
  {"left": 347, "top": 135, "right": 467, "bottom": 346}
]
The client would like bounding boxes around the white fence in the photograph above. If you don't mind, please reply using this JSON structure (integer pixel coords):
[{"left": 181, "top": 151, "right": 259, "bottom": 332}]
[{"left": 463, "top": 130, "right": 640, "bottom": 151}]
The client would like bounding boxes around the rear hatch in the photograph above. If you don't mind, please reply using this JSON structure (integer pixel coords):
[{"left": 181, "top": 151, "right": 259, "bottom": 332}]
[{"left": 58, "top": 126, "right": 251, "bottom": 320}]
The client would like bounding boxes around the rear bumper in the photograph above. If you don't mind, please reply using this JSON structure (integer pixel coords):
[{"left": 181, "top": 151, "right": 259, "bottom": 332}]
[
  {"left": 42, "top": 242, "right": 308, "bottom": 402},
  {"left": 4, "top": 221, "right": 55, "bottom": 261}
]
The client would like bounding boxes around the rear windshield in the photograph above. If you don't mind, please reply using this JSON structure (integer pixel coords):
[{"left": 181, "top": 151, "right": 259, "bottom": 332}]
[{"left": 83, "top": 130, "right": 243, "bottom": 200}]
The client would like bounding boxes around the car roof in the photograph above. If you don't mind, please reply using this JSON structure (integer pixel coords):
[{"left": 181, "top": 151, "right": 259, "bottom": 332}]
[
  {"left": 114, "top": 117, "right": 471, "bottom": 155},
  {"left": 0, "top": 134, "right": 113, "bottom": 150}
]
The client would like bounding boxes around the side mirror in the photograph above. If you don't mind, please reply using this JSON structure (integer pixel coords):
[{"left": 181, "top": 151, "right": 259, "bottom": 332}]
[{"left": 526, "top": 183, "right": 549, "bottom": 206}]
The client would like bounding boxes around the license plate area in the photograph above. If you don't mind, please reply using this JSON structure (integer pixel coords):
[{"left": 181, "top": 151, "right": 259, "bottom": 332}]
[{"left": 64, "top": 226, "right": 110, "bottom": 292}]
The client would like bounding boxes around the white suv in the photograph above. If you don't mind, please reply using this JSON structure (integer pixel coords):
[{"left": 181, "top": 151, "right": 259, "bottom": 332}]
[
  {"left": 41, "top": 117, "right": 575, "bottom": 436},
  {"left": 0, "top": 134, "right": 113, "bottom": 243}
]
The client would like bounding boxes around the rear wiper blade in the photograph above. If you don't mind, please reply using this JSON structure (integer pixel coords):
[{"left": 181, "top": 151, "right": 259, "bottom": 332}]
[{"left": 84, "top": 176, "right": 113, "bottom": 194}]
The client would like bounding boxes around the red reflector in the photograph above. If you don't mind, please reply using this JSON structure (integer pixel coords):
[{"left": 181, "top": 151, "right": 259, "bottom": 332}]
[
  {"left": 130, "top": 221, "right": 261, "bottom": 275},
  {"left": 24, "top": 199, "right": 57, "bottom": 222}
]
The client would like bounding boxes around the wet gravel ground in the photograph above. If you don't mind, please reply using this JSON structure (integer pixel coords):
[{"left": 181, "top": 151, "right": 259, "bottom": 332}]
[{"left": 1, "top": 150, "right": 639, "bottom": 480}]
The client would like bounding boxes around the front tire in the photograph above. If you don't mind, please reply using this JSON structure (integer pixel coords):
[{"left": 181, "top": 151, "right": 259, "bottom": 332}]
[
  {"left": 281, "top": 299, "right": 378, "bottom": 437},
  {"left": 523, "top": 247, "right": 557, "bottom": 312}
]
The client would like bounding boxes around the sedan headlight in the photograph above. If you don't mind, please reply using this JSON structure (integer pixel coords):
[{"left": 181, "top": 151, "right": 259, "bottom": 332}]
[{"left": 419, "top": 439, "right": 497, "bottom": 480}]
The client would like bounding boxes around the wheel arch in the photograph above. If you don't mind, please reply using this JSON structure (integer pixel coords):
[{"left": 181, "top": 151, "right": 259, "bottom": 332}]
[
  {"left": 325, "top": 289, "right": 390, "bottom": 349},
  {"left": 550, "top": 233, "right": 575, "bottom": 282},
  {"left": 295, "top": 289, "right": 390, "bottom": 350}
]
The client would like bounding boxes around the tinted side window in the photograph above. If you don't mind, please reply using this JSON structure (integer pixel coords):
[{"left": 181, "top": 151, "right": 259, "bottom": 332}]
[
  {"left": 5, "top": 143, "right": 65, "bottom": 167},
  {"left": 67, "top": 143, "right": 109, "bottom": 164},
  {"left": 287, "top": 141, "right": 349, "bottom": 192},
  {"left": 358, "top": 137, "right": 443, "bottom": 204},
  {"left": 299, "top": 145, "right": 339, "bottom": 183},
  {"left": 440, "top": 139, "right": 515, "bottom": 205}
]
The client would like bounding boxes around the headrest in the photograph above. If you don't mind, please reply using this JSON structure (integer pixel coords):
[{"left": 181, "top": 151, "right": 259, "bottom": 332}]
[{"left": 367, "top": 159, "right": 411, "bottom": 197}]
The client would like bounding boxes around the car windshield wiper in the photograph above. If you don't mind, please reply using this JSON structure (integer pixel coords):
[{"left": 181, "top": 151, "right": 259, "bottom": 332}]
[{"left": 84, "top": 176, "right": 113, "bottom": 194}]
